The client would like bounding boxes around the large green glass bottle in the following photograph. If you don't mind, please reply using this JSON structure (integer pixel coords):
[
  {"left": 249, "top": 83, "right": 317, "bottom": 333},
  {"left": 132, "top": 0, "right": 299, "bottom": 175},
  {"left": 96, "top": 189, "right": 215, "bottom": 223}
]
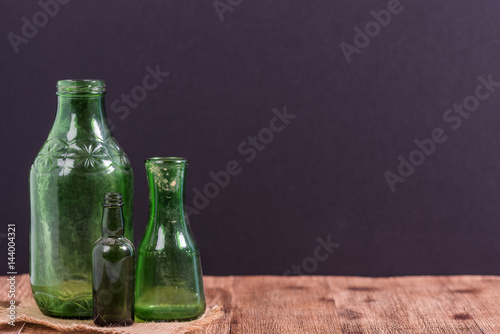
[
  {"left": 135, "top": 157, "right": 205, "bottom": 322},
  {"left": 30, "top": 80, "right": 134, "bottom": 318},
  {"left": 92, "top": 193, "right": 135, "bottom": 327}
]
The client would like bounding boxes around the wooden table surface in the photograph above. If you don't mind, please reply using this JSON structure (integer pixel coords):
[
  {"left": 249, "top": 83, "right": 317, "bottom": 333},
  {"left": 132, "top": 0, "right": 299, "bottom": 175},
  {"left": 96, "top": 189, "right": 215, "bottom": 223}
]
[{"left": 1, "top": 274, "right": 499, "bottom": 333}]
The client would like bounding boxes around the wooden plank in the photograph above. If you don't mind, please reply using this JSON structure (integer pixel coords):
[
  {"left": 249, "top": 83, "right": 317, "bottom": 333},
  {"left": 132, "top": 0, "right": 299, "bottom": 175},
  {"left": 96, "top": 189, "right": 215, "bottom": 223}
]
[
  {"left": 325, "top": 276, "right": 500, "bottom": 333},
  {"left": 229, "top": 275, "right": 342, "bottom": 334},
  {"left": 2, "top": 274, "right": 500, "bottom": 333},
  {"left": 200, "top": 276, "right": 233, "bottom": 334},
  {"left": 442, "top": 276, "right": 500, "bottom": 333}
]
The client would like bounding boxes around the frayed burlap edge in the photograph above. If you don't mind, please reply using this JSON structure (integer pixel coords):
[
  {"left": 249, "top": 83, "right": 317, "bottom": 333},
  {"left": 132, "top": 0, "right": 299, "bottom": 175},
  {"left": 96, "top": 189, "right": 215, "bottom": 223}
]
[{"left": 0, "top": 298, "right": 223, "bottom": 334}]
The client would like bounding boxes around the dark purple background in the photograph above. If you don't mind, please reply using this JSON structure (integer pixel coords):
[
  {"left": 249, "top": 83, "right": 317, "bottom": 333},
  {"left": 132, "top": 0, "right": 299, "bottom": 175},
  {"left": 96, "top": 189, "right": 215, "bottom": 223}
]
[{"left": 1, "top": 0, "right": 500, "bottom": 276}]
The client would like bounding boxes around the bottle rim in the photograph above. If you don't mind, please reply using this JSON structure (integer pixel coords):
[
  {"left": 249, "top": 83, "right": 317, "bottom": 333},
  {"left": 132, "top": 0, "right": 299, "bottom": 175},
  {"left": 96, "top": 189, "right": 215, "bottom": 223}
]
[
  {"left": 145, "top": 157, "right": 188, "bottom": 164},
  {"left": 103, "top": 192, "right": 124, "bottom": 207},
  {"left": 57, "top": 79, "right": 106, "bottom": 95}
]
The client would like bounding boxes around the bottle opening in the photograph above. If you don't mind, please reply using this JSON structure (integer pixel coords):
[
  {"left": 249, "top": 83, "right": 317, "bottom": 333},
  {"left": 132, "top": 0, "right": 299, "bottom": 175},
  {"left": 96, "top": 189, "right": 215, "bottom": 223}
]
[
  {"left": 146, "top": 157, "right": 188, "bottom": 165},
  {"left": 57, "top": 79, "right": 106, "bottom": 95}
]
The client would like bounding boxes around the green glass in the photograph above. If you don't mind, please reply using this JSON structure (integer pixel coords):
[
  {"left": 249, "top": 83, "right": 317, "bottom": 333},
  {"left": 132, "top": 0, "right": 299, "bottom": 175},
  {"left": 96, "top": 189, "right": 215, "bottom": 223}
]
[
  {"left": 30, "top": 80, "right": 134, "bottom": 318},
  {"left": 92, "top": 193, "right": 135, "bottom": 327},
  {"left": 135, "top": 157, "right": 205, "bottom": 322}
]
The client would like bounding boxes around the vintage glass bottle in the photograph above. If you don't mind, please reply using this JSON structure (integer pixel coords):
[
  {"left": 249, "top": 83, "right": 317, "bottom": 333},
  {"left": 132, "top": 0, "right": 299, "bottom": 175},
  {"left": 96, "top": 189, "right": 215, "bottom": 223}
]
[
  {"left": 30, "top": 80, "right": 134, "bottom": 318},
  {"left": 92, "top": 193, "right": 135, "bottom": 327},
  {"left": 135, "top": 157, "right": 206, "bottom": 321}
]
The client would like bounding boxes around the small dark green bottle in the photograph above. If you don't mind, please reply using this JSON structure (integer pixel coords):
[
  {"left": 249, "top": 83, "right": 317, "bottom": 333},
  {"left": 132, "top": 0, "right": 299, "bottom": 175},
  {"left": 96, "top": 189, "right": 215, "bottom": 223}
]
[{"left": 92, "top": 193, "right": 135, "bottom": 327}]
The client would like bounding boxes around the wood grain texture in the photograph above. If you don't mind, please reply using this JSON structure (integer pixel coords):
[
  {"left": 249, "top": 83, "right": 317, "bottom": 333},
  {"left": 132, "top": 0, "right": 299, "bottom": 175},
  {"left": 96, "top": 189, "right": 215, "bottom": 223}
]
[{"left": 1, "top": 274, "right": 499, "bottom": 333}]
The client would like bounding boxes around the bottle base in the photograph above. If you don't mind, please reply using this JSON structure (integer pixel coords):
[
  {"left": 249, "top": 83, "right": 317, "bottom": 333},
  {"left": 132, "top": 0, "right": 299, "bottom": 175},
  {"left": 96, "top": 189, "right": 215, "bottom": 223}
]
[
  {"left": 38, "top": 308, "right": 93, "bottom": 319},
  {"left": 94, "top": 318, "right": 134, "bottom": 327},
  {"left": 134, "top": 304, "right": 205, "bottom": 322},
  {"left": 32, "top": 282, "right": 93, "bottom": 319}
]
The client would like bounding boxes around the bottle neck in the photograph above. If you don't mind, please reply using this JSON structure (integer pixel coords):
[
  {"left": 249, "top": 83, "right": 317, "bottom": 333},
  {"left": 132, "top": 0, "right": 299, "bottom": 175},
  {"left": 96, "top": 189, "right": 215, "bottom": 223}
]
[
  {"left": 147, "top": 163, "right": 187, "bottom": 228},
  {"left": 102, "top": 206, "right": 125, "bottom": 238},
  {"left": 48, "top": 95, "right": 112, "bottom": 141}
]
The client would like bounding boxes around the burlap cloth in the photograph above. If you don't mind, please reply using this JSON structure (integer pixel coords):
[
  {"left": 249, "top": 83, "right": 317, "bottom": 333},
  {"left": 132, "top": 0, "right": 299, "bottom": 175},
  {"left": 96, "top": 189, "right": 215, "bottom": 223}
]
[{"left": 0, "top": 274, "right": 223, "bottom": 333}]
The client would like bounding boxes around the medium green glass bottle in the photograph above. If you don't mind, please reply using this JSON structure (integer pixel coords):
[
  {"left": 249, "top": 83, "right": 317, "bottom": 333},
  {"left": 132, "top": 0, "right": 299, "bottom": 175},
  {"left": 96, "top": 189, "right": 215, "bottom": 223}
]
[
  {"left": 92, "top": 193, "right": 135, "bottom": 327},
  {"left": 135, "top": 157, "right": 206, "bottom": 322},
  {"left": 30, "top": 80, "right": 134, "bottom": 318}
]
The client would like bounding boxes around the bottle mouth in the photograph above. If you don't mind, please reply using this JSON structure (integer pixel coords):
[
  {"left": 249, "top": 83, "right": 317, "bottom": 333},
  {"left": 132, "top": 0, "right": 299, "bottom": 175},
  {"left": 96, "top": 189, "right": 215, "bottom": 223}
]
[
  {"left": 57, "top": 79, "right": 106, "bottom": 95},
  {"left": 145, "top": 157, "right": 188, "bottom": 165},
  {"left": 103, "top": 192, "right": 124, "bottom": 207}
]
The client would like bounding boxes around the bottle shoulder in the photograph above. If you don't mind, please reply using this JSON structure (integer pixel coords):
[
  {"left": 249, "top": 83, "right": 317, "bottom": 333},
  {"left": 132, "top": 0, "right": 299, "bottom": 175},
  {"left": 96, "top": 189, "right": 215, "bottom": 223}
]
[
  {"left": 93, "top": 237, "right": 136, "bottom": 256},
  {"left": 31, "top": 136, "right": 132, "bottom": 175},
  {"left": 138, "top": 229, "right": 199, "bottom": 254}
]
